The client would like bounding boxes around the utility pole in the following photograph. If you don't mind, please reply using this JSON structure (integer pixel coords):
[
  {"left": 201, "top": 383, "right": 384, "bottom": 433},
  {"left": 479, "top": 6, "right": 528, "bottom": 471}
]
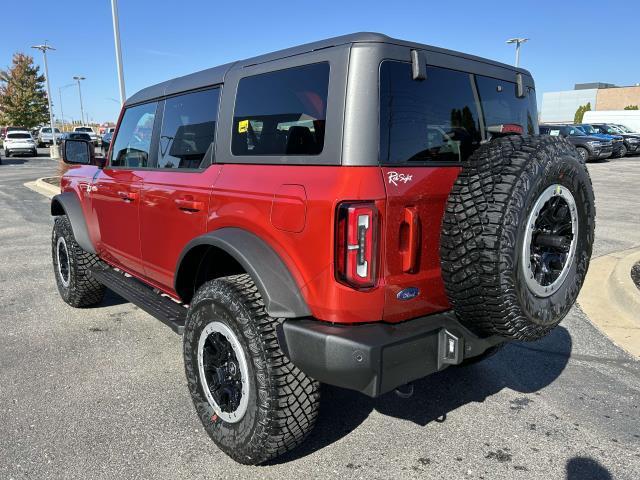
[
  {"left": 58, "top": 83, "right": 75, "bottom": 131},
  {"left": 111, "top": 0, "right": 126, "bottom": 105},
  {"left": 73, "top": 76, "right": 86, "bottom": 125},
  {"left": 506, "top": 38, "right": 529, "bottom": 67},
  {"left": 31, "top": 43, "right": 56, "bottom": 153}
]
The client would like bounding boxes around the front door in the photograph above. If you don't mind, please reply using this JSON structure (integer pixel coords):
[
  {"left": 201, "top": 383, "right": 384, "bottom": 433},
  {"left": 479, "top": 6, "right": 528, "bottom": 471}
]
[
  {"left": 139, "top": 87, "right": 222, "bottom": 291},
  {"left": 92, "top": 101, "right": 159, "bottom": 276}
]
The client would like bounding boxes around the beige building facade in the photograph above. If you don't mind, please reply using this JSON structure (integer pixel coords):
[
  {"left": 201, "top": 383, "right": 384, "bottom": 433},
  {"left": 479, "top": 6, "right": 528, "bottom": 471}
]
[{"left": 596, "top": 86, "right": 640, "bottom": 110}]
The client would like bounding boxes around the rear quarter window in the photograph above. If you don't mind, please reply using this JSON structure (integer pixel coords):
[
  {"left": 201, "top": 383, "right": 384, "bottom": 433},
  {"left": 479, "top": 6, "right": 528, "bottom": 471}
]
[{"left": 231, "top": 62, "right": 329, "bottom": 156}]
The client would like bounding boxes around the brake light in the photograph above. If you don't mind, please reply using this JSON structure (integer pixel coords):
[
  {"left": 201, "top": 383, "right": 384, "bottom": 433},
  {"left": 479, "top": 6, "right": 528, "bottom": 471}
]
[{"left": 335, "top": 202, "right": 379, "bottom": 289}]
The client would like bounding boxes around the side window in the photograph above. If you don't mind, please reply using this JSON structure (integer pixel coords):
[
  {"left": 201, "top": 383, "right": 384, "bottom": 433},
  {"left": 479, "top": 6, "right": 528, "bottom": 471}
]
[
  {"left": 232, "top": 62, "right": 329, "bottom": 156},
  {"left": 380, "top": 62, "right": 482, "bottom": 164},
  {"left": 158, "top": 88, "right": 220, "bottom": 169},
  {"left": 110, "top": 102, "right": 157, "bottom": 168}
]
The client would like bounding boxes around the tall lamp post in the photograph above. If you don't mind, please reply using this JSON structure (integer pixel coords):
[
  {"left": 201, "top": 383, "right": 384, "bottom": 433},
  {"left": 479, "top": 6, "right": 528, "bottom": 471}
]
[
  {"left": 31, "top": 43, "right": 57, "bottom": 155},
  {"left": 111, "top": 0, "right": 126, "bottom": 105},
  {"left": 73, "top": 76, "right": 86, "bottom": 125},
  {"left": 506, "top": 38, "right": 529, "bottom": 67},
  {"left": 58, "top": 83, "right": 75, "bottom": 130}
]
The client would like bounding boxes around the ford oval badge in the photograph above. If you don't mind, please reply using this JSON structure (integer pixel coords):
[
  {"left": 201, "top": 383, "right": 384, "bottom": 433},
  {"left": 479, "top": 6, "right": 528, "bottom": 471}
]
[{"left": 397, "top": 287, "right": 419, "bottom": 301}]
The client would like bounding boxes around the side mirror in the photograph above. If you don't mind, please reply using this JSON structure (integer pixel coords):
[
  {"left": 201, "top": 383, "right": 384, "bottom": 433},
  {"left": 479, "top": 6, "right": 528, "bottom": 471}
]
[{"left": 62, "top": 139, "right": 99, "bottom": 166}]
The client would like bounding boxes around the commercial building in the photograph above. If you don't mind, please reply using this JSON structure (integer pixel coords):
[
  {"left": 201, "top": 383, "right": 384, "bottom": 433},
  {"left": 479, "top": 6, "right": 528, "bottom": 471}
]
[{"left": 540, "top": 83, "right": 640, "bottom": 123}]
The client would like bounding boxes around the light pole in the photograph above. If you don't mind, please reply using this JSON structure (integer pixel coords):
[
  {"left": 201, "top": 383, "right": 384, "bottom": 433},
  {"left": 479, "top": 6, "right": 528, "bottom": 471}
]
[
  {"left": 506, "top": 38, "right": 529, "bottom": 68},
  {"left": 111, "top": 0, "right": 126, "bottom": 105},
  {"left": 58, "top": 83, "right": 75, "bottom": 130},
  {"left": 73, "top": 76, "right": 86, "bottom": 125},
  {"left": 31, "top": 43, "right": 56, "bottom": 151}
]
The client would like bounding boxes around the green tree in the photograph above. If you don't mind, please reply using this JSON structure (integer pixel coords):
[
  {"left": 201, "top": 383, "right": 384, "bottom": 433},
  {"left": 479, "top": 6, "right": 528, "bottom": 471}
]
[
  {"left": 0, "top": 53, "right": 50, "bottom": 129},
  {"left": 574, "top": 102, "right": 592, "bottom": 124},
  {"left": 624, "top": 105, "right": 639, "bottom": 110}
]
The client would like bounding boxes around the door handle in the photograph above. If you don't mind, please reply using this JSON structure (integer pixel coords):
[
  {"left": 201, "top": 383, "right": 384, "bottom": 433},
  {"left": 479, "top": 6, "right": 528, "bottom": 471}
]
[
  {"left": 401, "top": 206, "right": 420, "bottom": 273},
  {"left": 175, "top": 198, "right": 204, "bottom": 212},
  {"left": 118, "top": 191, "right": 138, "bottom": 202}
]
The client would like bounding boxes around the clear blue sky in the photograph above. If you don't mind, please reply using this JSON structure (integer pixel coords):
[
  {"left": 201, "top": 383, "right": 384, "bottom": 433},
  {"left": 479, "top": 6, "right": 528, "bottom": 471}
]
[{"left": 2, "top": 0, "right": 638, "bottom": 123}]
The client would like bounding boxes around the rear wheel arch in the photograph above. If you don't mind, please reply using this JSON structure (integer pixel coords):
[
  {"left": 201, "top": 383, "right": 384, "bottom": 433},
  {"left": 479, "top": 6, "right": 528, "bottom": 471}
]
[{"left": 175, "top": 228, "right": 311, "bottom": 318}]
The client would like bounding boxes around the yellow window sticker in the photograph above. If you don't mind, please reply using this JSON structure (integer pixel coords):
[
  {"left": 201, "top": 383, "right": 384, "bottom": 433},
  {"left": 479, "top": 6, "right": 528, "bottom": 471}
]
[{"left": 238, "top": 119, "right": 249, "bottom": 133}]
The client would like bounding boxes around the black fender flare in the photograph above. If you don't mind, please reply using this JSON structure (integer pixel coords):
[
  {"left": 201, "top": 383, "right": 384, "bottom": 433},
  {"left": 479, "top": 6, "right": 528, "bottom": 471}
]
[
  {"left": 176, "top": 228, "right": 311, "bottom": 318},
  {"left": 50, "top": 192, "right": 96, "bottom": 254}
]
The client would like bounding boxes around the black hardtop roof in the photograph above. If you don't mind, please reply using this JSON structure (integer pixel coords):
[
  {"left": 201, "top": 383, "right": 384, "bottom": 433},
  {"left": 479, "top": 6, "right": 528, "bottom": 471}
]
[{"left": 125, "top": 32, "right": 530, "bottom": 106}]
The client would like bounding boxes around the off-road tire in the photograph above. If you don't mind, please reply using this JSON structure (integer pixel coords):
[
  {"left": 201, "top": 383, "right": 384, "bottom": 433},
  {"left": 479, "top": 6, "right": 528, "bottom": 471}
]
[
  {"left": 52, "top": 215, "right": 105, "bottom": 307},
  {"left": 440, "top": 136, "right": 595, "bottom": 341},
  {"left": 183, "top": 274, "right": 320, "bottom": 465}
]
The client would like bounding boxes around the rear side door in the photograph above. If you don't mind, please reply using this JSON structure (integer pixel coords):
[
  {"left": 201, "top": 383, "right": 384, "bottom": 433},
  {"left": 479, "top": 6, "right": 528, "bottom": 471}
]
[
  {"left": 139, "top": 87, "right": 222, "bottom": 290},
  {"left": 379, "top": 59, "right": 537, "bottom": 323},
  {"left": 92, "top": 101, "right": 158, "bottom": 275}
]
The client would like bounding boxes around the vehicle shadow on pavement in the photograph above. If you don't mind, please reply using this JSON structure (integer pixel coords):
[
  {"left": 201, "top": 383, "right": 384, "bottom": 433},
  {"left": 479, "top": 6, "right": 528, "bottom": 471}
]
[
  {"left": 98, "top": 289, "right": 129, "bottom": 308},
  {"left": 0, "top": 158, "right": 29, "bottom": 165},
  {"left": 566, "top": 456, "right": 612, "bottom": 480},
  {"left": 270, "top": 326, "right": 572, "bottom": 464}
]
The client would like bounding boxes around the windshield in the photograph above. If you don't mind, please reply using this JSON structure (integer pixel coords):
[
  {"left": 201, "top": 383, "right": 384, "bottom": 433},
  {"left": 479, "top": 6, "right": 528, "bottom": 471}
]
[
  {"left": 563, "top": 127, "right": 585, "bottom": 136},
  {"left": 41, "top": 128, "right": 61, "bottom": 134},
  {"left": 7, "top": 133, "right": 31, "bottom": 139},
  {"left": 76, "top": 127, "right": 93, "bottom": 133},
  {"left": 579, "top": 125, "right": 597, "bottom": 135},
  {"left": 616, "top": 124, "right": 634, "bottom": 133}
]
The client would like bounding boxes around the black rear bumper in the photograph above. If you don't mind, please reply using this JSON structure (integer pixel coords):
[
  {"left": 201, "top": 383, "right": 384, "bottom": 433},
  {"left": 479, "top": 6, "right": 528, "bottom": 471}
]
[{"left": 276, "top": 311, "right": 504, "bottom": 397}]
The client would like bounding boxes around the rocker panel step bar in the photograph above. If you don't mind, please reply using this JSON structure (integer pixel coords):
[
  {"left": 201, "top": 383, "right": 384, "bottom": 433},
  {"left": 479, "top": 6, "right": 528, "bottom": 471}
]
[{"left": 90, "top": 266, "right": 186, "bottom": 334}]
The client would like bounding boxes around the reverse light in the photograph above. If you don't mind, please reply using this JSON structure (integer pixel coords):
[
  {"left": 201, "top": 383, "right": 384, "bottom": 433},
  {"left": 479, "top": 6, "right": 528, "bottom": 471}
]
[{"left": 335, "top": 202, "right": 379, "bottom": 289}]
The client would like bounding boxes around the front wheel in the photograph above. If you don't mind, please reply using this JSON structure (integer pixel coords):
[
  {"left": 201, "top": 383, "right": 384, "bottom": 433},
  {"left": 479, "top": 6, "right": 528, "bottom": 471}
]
[
  {"left": 52, "top": 215, "right": 105, "bottom": 307},
  {"left": 576, "top": 147, "right": 589, "bottom": 163},
  {"left": 183, "top": 274, "right": 320, "bottom": 465}
]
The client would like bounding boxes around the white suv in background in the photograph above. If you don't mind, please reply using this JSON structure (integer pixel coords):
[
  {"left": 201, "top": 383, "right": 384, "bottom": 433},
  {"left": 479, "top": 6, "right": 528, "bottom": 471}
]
[
  {"left": 4, "top": 131, "right": 37, "bottom": 157},
  {"left": 72, "top": 126, "right": 100, "bottom": 146}
]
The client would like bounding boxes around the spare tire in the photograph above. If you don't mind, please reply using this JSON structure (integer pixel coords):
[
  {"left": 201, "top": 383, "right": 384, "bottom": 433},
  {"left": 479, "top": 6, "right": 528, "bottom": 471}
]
[{"left": 440, "top": 135, "right": 595, "bottom": 341}]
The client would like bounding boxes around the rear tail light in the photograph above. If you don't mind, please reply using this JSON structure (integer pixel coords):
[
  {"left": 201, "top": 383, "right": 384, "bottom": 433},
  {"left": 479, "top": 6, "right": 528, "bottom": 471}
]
[{"left": 335, "top": 202, "right": 379, "bottom": 289}]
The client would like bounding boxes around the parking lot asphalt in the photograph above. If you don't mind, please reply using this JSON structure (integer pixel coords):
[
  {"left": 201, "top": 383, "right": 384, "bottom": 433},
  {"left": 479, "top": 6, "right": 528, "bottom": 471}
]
[{"left": 1, "top": 152, "right": 639, "bottom": 479}]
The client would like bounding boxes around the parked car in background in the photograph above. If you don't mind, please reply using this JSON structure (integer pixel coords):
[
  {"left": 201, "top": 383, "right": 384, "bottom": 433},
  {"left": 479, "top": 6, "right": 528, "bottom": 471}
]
[
  {"left": 1, "top": 126, "right": 26, "bottom": 140},
  {"left": 101, "top": 131, "right": 113, "bottom": 154},
  {"left": 37, "top": 127, "right": 62, "bottom": 147},
  {"left": 540, "top": 124, "right": 613, "bottom": 162},
  {"left": 583, "top": 110, "right": 640, "bottom": 133},
  {"left": 72, "top": 126, "right": 100, "bottom": 146},
  {"left": 590, "top": 123, "right": 640, "bottom": 156},
  {"left": 575, "top": 124, "right": 626, "bottom": 157},
  {"left": 614, "top": 124, "right": 639, "bottom": 134},
  {"left": 4, "top": 131, "right": 38, "bottom": 157}
]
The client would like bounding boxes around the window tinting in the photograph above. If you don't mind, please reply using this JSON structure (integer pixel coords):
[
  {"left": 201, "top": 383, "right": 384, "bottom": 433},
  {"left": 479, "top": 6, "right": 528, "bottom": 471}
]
[
  {"left": 232, "top": 62, "right": 329, "bottom": 156},
  {"left": 475, "top": 76, "right": 537, "bottom": 135},
  {"left": 158, "top": 88, "right": 220, "bottom": 169},
  {"left": 380, "top": 62, "right": 482, "bottom": 164},
  {"left": 7, "top": 133, "right": 31, "bottom": 139},
  {"left": 110, "top": 102, "right": 157, "bottom": 168},
  {"left": 380, "top": 61, "right": 539, "bottom": 165}
]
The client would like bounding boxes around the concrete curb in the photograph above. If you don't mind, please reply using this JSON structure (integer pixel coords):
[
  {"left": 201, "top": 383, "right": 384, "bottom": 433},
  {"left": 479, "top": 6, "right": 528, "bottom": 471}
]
[
  {"left": 24, "top": 177, "right": 60, "bottom": 199},
  {"left": 578, "top": 247, "right": 640, "bottom": 358}
]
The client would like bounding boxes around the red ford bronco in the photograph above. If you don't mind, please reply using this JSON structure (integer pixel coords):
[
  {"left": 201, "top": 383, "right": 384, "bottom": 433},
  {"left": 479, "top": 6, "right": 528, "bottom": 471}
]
[{"left": 51, "top": 33, "right": 595, "bottom": 464}]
